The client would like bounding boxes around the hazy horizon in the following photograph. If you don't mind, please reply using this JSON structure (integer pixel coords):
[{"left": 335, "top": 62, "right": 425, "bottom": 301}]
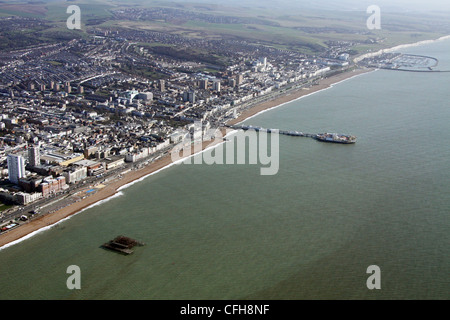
[
  {"left": 126, "top": 0, "right": 450, "bottom": 13},
  {"left": 20, "top": 0, "right": 450, "bottom": 12}
]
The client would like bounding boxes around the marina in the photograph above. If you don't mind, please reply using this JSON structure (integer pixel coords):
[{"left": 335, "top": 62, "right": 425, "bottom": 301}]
[{"left": 362, "top": 53, "right": 450, "bottom": 72}]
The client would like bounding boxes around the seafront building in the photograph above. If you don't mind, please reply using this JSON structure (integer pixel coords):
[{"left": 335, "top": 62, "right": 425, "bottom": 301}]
[
  {"left": 63, "top": 166, "right": 87, "bottom": 184},
  {"left": 7, "top": 154, "right": 26, "bottom": 185}
]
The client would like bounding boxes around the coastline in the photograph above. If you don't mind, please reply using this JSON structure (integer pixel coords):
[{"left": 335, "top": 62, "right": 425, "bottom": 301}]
[
  {"left": 0, "top": 67, "right": 374, "bottom": 249},
  {"left": 353, "top": 34, "right": 450, "bottom": 63},
  {"left": 227, "top": 68, "right": 373, "bottom": 126}
]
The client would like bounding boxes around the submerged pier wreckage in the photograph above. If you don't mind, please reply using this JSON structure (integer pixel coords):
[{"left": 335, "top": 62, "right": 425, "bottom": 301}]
[{"left": 101, "top": 236, "right": 145, "bottom": 255}]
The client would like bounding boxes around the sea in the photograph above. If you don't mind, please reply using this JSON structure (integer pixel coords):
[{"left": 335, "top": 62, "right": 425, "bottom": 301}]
[{"left": 0, "top": 38, "right": 449, "bottom": 300}]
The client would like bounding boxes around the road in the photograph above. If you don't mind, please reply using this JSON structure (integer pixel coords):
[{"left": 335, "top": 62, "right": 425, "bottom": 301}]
[{"left": 0, "top": 147, "right": 172, "bottom": 229}]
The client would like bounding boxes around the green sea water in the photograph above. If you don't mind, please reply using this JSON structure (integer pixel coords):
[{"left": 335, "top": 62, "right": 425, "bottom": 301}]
[{"left": 0, "top": 39, "right": 449, "bottom": 300}]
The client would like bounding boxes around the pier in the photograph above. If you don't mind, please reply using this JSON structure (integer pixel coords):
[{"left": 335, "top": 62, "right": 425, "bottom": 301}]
[
  {"left": 227, "top": 124, "right": 317, "bottom": 138},
  {"left": 226, "top": 125, "right": 357, "bottom": 144}
]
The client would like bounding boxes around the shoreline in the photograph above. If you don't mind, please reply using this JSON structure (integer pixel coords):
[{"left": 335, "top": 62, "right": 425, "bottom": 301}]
[
  {"left": 0, "top": 67, "right": 373, "bottom": 249},
  {"left": 227, "top": 68, "right": 373, "bottom": 126},
  {"left": 353, "top": 34, "right": 450, "bottom": 63}
]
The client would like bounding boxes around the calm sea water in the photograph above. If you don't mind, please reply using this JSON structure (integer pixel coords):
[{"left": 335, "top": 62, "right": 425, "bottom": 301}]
[{"left": 0, "top": 39, "right": 449, "bottom": 300}]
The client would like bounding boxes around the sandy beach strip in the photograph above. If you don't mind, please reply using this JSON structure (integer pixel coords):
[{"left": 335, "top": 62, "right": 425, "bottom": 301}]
[
  {"left": 227, "top": 67, "right": 373, "bottom": 126},
  {"left": 0, "top": 67, "right": 373, "bottom": 249}
]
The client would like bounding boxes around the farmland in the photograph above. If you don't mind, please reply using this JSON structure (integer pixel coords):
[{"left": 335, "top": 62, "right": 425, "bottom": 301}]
[{"left": 0, "top": 0, "right": 449, "bottom": 54}]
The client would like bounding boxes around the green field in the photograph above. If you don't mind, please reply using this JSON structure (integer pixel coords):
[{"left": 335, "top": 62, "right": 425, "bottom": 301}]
[{"left": 0, "top": 0, "right": 449, "bottom": 54}]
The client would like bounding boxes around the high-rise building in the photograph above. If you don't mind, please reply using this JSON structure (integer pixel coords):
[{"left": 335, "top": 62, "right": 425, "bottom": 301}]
[
  {"left": 183, "top": 90, "right": 196, "bottom": 103},
  {"left": 28, "top": 145, "right": 40, "bottom": 168},
  {"left": 7, "top": 154, "right": 26, "bottom": 185},
  {"left": 236, "top": 74, "right": 244, "bottom": 85},
  {"left": 200, "top": 79, "right": 208, "bottom": 90},
  {"left": 213, "top": 80, "right": 221, "bottom": 92},
  {"left": 260, "top": 57, "right": 267, "bottom": 69},
  {"left": 159, "top": 80, "right": 165, "bottom": 92}
]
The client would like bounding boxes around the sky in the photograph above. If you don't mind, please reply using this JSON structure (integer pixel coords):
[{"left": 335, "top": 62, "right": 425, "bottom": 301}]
[{"left": 306, "top": 0, "right": 450, "bottom": 12}]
